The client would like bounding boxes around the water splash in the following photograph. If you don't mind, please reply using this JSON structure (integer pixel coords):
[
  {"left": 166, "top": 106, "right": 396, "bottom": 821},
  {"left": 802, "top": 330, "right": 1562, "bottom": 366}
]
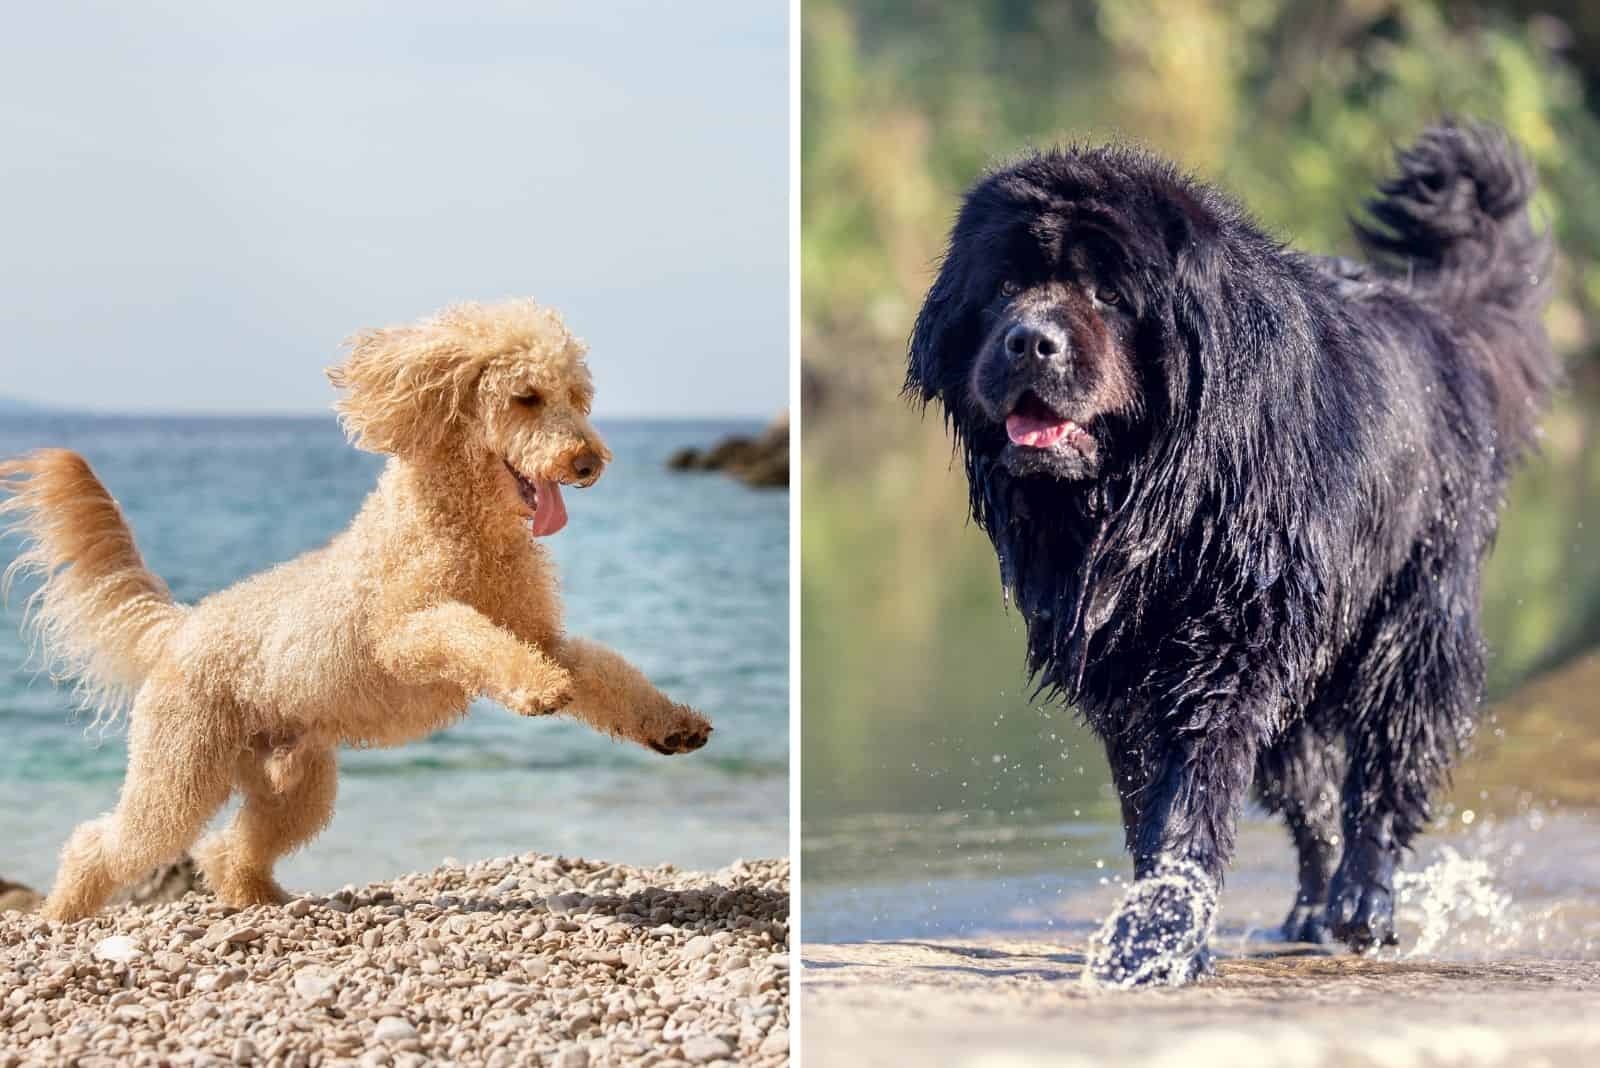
[
  {"left": 1394, "top": 844, "right": 1522, "bottom": 958},
  {"left": 1084, "top": 858, "right": 1217, "bottom": 989}
]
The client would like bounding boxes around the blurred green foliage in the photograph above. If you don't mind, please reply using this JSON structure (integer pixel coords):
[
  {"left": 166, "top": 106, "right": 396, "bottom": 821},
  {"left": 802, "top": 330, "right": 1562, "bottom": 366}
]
[{"left": 802, "top": 0, "right": 1600, "bottom": 846}]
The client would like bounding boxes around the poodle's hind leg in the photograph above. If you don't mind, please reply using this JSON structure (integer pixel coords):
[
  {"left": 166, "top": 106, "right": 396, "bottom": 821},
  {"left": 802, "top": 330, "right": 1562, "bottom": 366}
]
[
  {"left": 1255, "top": 720, "right": 1345, "bottom": 944},
  {"left": 42, "top": 689, "right": 236, "bottom": 922},
  {"left": 196, "top": 737, "right": 337, "bottom": 908},
  {"left": 555, "top": 637, "right": 712, "bottom": 754}
]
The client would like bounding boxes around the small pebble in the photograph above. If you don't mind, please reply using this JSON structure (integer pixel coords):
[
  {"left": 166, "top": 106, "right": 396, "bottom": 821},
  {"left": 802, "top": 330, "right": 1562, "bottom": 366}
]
[
  {"left": 93, "top": 935, "right": 143, "bottom": 962},
  {"left": 374, "top": 1015, "right": 418, "bottom": 1042},
  {"left": 554, "top": 1047, "right": 590, "bottom": 1068},
  {"left": 205, "top": 924, "right": 261, "bottom": 947},
  {"left": 152, "top": 950, "right": 188, "bottom": 974},
  {"left": 683, "top": 1035, "right": 734, "bottom": 1063},
  {"left": 293, "top": 966, "right": 338, "bottom": 1006}
]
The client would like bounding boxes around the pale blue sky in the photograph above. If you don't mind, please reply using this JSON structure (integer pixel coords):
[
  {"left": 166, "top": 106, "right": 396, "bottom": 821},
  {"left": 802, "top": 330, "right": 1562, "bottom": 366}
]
[{"left": 0, "top": 1, "right": 786, "bottom": 417}]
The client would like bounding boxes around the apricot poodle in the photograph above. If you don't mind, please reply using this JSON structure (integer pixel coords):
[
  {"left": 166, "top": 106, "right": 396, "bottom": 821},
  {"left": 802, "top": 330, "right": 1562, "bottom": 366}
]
[{"left": 1, "top": 299, "right": 712, "bottom": 921}]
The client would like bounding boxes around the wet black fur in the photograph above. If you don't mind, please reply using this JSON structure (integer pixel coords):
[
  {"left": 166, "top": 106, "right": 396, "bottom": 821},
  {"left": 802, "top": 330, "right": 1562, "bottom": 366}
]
[{"left": 906, "top": 122, "right": 1556, "bottom": 967}]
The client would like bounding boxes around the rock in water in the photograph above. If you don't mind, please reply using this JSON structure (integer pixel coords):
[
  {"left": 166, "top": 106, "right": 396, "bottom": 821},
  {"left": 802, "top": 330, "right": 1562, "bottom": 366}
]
[{"left": 666, "top": 410, "right": 788, "bottom": 487}]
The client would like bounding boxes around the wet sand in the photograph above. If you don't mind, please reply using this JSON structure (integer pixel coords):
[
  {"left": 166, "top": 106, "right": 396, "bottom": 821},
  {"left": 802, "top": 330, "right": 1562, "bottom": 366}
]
[{"left": 802, "top": 938, "right": 1600, "bottom": 1066}]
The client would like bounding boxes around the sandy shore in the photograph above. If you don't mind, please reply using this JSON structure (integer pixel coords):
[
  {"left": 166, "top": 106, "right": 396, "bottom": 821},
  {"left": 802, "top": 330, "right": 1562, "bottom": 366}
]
[
  {"left": 802, "top": 936, "right": 1600, "bottom": 1066},
  {"left": 0, "top": 854, "right": 788, "bottom": 1067}
]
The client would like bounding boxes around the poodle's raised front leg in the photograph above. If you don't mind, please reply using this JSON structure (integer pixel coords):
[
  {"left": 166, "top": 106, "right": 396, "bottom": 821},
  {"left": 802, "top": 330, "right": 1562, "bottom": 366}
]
[
  {"left": 374, "top": 603, "right": 574, "bottom": 717},
  {"left": 555, "top": 636, "right": 711, "bottom": 754}
]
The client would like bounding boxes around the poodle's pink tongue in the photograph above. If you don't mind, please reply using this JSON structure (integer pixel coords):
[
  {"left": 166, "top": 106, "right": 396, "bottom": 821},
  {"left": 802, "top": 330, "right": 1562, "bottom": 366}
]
[{"left": 529, "top": 479, "right": 567, "bottom": 537}]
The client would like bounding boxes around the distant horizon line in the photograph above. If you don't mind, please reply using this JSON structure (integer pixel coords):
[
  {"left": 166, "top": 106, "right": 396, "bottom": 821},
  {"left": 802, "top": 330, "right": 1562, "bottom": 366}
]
[{"left": 0, "top": 399, "right": 782, "bottom": 422}]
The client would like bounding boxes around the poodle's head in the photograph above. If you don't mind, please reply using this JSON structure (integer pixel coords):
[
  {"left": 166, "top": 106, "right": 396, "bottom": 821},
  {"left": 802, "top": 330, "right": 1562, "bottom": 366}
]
[{"left": 329, "top": 299, "right": 611, "bottom": 536}]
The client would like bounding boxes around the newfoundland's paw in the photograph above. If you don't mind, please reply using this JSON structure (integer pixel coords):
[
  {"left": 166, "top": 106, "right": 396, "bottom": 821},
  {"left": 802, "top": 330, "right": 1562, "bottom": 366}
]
[
  {"left": 1328, "top": 866, "right": 1399, "bottom": 951},
  {"left": 649, "top": 704, "right": 712, "bottom": 755},
  {"left": 1281, "top": 901, "right": 1334, "bottom": 945},
  {"left": 1085, "top": 858, "right": 1218, "bottom": 989}
]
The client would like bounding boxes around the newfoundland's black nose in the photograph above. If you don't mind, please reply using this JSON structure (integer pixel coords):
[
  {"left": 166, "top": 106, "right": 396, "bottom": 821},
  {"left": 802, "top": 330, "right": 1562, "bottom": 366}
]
[
  {"left": 1004, "top": 320, "right": 1067, "bottom": 362},
  {"left": 572, "top": 449, "right": 603, "bottom": 483}
]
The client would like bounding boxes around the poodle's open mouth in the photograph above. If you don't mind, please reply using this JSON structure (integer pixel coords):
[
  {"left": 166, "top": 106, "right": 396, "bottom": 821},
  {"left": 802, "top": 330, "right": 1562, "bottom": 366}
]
[
  {"left": 1005, "top": 391, "right": 1095, "bottom": 456},
  {"left": 504, "top": 461, "right": 568, "bottom": 537}
]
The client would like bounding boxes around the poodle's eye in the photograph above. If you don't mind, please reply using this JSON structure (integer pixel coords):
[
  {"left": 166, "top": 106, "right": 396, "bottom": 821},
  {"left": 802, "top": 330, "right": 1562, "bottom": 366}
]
[
  {"left": 999, "top": 281, "right": 1020, "bottom": 298},
  {"left": 515, "top": 390, "right": 544, "bottom": 409},
  {"left": 1096, "top": 286, "right": 1122, "bottom": 307}
]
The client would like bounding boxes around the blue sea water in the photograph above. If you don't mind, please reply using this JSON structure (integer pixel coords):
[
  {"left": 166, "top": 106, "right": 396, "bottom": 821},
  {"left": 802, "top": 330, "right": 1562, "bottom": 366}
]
[{"left": 0, "top": 414, "right": 788, "bottom": 892}]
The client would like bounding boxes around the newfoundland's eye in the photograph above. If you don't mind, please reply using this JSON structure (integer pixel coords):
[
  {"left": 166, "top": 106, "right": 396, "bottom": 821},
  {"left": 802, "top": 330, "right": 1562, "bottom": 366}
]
[
  {"left": 515, "top": 390, "right": 544, "bottom": 409},
  {"left": 999, "top": 281, "right": 1020, "bottom": 298},
  {"left": 1096, "top": 287, "right": 1122, "bottom": 307}
]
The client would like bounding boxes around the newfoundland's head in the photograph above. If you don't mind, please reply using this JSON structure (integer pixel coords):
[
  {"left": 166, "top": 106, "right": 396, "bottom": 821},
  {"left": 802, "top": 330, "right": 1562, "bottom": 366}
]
[
  {"left": 903, "top": 146, "right": 1291, "bottom": 689},
  {"left": 905, "top": 146, "right": 1232, "bottom": 489}
]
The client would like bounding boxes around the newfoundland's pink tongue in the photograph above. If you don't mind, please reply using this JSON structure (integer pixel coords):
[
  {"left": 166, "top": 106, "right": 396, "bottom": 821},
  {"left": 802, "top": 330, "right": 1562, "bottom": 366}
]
[
  {"left": 1006, "top": 410, "right": 1075, "bottom": 449},
  {"left": 529, "top": 478, "right": 568, "bottom": 537}
]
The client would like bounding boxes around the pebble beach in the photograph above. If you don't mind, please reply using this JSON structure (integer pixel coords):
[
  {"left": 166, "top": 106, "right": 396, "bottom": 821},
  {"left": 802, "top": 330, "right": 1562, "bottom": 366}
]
[{"left": 0, "top": 854, "right": 789, "bottom": 1068}]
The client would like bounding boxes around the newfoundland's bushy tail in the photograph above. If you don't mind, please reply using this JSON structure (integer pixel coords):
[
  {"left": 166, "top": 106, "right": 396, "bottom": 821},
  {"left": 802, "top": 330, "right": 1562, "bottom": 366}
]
[
  {"left": 1354, "top": 119, "right": 1557, "bottom": 456},
  {"left": 0, "top": 450, "right": 183, "bottom": 718}
]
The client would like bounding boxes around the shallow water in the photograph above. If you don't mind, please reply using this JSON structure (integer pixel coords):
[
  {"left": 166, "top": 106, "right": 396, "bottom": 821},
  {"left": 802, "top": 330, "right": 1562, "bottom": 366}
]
[
  {"left": 804, "top": 654, "right": 1600, "bottom": 964},
  {"left": 0, "top": 414, "right": 788, "bottom": 890},
  {"left": 805, "top": 810, "right": 1600, "bottom": 959}
]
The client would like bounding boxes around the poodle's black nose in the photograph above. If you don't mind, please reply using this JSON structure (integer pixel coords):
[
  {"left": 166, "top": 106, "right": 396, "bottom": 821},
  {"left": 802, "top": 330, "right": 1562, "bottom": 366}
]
[{"left": 572, "top": 449, "right": 603, "bottom": 483}]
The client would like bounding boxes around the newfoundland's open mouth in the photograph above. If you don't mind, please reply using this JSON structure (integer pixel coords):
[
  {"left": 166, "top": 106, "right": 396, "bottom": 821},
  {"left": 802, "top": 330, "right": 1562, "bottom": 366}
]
[
  {"left": 1005, "top": 391, "right": 1094, "bottom": 455},
  {"left": 504, "top": 461, "right": 569, "bottom": 537}
]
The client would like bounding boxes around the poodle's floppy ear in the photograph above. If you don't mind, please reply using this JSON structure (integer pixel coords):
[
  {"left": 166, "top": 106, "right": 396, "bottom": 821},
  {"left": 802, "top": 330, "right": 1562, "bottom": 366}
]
[{"left": 327, "top": 317, "right": 492, "bottom": 457}]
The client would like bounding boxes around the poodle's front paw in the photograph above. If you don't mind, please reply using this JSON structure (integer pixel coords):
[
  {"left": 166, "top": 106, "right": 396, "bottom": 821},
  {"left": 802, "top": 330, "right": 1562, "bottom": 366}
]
[
  {"left": 1085, "top": 858, "right": 1218, "bottom": 989},
  {"left": 648, "top": 704, "right": 712, "bottom": 755},
  {"left": 507, "top": 672, "right": 576, "bottom": 718}
]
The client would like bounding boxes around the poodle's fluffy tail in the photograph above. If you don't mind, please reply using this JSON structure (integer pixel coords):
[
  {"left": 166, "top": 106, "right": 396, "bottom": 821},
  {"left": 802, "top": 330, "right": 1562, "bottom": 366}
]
[
  {"left": 1, "top": 449, "right": 183, "bottom": 718},
  {"left": 1354, "top": 119, "right": 1558, "bottom": 458}
]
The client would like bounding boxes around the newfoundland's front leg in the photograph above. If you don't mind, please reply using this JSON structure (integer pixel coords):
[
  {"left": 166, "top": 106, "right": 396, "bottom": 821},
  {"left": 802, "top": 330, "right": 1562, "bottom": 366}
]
[
  {"left": 554, "top": 636, "right": 712, "bottom": 755},
  {"left": 1087, "top": 728, "right": 1257, "bottom": 988},
  {"left": 373, "top": 603, "right": 575, "bottom": 717}
]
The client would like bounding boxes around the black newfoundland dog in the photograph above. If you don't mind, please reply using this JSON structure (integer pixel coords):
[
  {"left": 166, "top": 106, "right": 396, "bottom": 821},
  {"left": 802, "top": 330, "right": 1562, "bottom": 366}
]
[{"left": 905, "top": 121, "right": 1556, "bottom": 986}]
